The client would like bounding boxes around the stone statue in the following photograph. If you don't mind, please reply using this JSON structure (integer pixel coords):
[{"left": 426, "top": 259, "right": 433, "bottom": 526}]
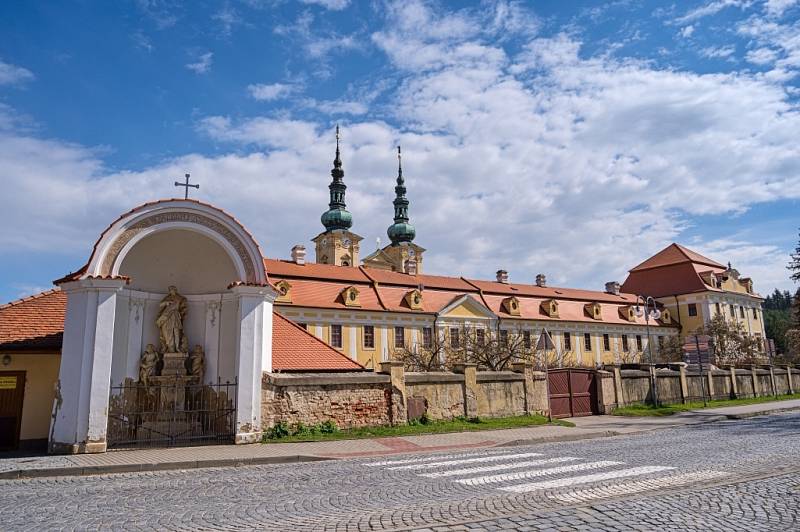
[
  {"left": 155, "top": 286, "right": 187, "bottom": 353},
  {"left": 188, "top": 344, "right": 205, "bottom": 383},
  {"left": 179, "top": 335, "right": 189, "bottom": 355},
  {"left": 138, "top": 344, "right": 160, "bottom": 387}
]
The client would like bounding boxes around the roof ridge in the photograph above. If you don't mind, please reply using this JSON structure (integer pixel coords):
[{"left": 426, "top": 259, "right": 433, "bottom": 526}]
[
  {"left": 0, "top": 288, "right": 62, "bottom": 310},
  {"left": 273, "top": 312, "right": 365, "bottom": 369}
]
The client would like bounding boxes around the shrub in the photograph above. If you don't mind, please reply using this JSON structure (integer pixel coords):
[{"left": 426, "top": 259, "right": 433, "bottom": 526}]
[
  {"left": 320, "top": 420, "right": 338, "bottom": 434},
  {"left": 264, "top": 421, "right": 290, "bottom": 440}
]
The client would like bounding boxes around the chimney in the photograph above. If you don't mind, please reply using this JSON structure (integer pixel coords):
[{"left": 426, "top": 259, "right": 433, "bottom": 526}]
[
  {"left": 291, "top": 245, "right": 306, "bottom": 265},
  {"left": 496, "top": 269, "right": 509, "bottom": 283},
  {"left": 405, "top": 258, "right": 417, "bottom": 276},
  {"left": 605, "top": 281, "right": 620, "bottom": 295},
  {"left": 535, "top": 274, "right": 546, "bottom": 287}
]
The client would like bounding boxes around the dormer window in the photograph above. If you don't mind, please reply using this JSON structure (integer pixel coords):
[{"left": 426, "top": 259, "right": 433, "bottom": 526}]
[
  {"left": 620, "top": 305, "right": 636, "bottom": 323},
  {"left": 274, "top": 280, "right": 292, "bottom": 303},
  {"left": 660, "top": 309, "right": 671, "bottom": 323},
  {"left": 541, "top": 299, "right": 559, "bottom": 318},
  {"left": 341, "top": 286, "right": 361, "bottom": 307},
  {"left": 585, "top": 302, "right": 602, "bottom": 320},
  {"left": 502, "top": 296, "right": 521, "bottom": 316},
  {"left": 404, "top": 288, "right": 424, "bottom": 310}
]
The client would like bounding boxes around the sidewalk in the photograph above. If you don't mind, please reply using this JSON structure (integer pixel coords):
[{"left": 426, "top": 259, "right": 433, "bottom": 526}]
[{"left": 2, "top": 399, "right": 798, "bottom": 480}]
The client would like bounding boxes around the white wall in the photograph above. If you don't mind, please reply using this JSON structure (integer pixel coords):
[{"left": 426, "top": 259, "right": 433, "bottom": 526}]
[{"left": 118, "top": 229, "right": 238, "bottom": 295}]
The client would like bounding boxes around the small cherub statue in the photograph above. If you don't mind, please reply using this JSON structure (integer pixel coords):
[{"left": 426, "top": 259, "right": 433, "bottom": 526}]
[
  {"left": 139, "top": 344, "right": 160, "bottom": 387},
  {"left": 188, "top": 344, "right": 205, "bottom": 383}
]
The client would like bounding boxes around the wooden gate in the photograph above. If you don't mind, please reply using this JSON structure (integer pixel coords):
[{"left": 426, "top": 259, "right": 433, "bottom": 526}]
[
  {"left": 548, "top": 368, "right": 597, "bottom": 419},
  {"left": 0, "top": 371, "right": 26, "bottom": 451}
]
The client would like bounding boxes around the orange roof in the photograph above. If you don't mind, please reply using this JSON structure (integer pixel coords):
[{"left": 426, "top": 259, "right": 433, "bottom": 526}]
[
  {"left": 622, "top": 243, "right": 728, "bottom": 298},
  {"left": 0, "top": 289, "right": 66, "bottom": 352},
  {"left": 629, "top": 243, "right": 724, "bottom": 272},
  {"left": 284, "top": 279, "right": 385, "bottom": 311},
  {"left": 272, "top": 313, "right": 364, "bottom": 372},
  {"left": 264, "top": 258, "right": 372, "bottom": 284},
  {"left": 0, "top": 290, "right": 364, "bottom": 371}
]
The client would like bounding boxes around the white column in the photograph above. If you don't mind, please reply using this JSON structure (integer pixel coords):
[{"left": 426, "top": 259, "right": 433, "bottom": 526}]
[
  {"left": 50, "top": 279, "right": 127, "bottom": 454},
  {"left": 381, "top": 326, "right": 389, "bottom": 362},
  {"left": 204, "top": 299, "right": 222, "bottom": 384},
  {"left": 231, "top": 285, "right": 276, "bottom": 444},
  {"left": 348, "top": 325, "right": 357, "bottom": 360},
  {"left": 123, "top": 296, "right": 145, "bottom": 383}
]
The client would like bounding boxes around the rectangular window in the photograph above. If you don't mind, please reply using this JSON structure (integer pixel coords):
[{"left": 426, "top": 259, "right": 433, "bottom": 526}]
[
  {"left": 523, "top": 330, "right": 532, "bottom": 349},
  {"left": 739, "top": 306, "right": 745, "bottom": 318},
  {"left": 729, "top": 304, "right": 736, "bottom": 318},
  {"left": 450, "top": 327, "right": 460, "bottom": 349},
  {"left": 584, "top": 333, "right": 592, "bottom": 351},
  {"left": 603, "top": 334, "right": 610, "bottom": 351},
  {"left": 753, "top": 308, "right": 758, "bottom": 320},
  {"left": 715, "top": 302, "right": 721, "bottom": 316},
  {"left": 688, "top": 303, "right": 697, "bottom": 317},
  {"left": 394, "top": 326, "right": 405, "bottom": 349},
  {"left": 622, "top": 334, "right": 629, "bottom": 352},
  {"left": 363, "top": 325, "right": 375, "bottom": 349},
  {"left": 564, "top": 332, "right": 572, "bottom": 351},
  {"left": 422, "top": 327, "right": 433, "bottom": 348},
  {"left": 331, "top": 324, "right": 342, "bottom": 348},
  {"left": 499, "top": 329, "right": 509, "bottom": 345},
  {"left": 636, "top": 335, "right": 643, "bottom": 351},
  {"left": 476, "top": 328, "right": 485, "bottom": 345}
]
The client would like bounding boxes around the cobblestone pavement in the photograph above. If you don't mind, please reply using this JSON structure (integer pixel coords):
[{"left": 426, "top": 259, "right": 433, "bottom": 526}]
[{"left": 2, "top": 412, "right": 800, "bottom": 531}]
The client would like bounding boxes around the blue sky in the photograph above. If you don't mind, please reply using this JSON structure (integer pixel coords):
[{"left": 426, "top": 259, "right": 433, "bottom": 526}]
[{"left": 1, "top": 0, "right": 799, "bottom": 303}]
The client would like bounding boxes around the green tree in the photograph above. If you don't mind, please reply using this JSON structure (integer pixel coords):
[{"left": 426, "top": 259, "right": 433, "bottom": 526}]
[
  {"left": 789, "top": 228, "right": 800, "bottom": 283},
  {"left": 696, "top": 315, "right": 762, "bottom": 365}
]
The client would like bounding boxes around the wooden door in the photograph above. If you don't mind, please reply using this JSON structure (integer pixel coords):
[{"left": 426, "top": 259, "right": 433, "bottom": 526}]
[
  {"left": 0, "top": 371, "right": 26, "bottom": 451},
  {"left": 547, "top": 368, "right": 598, "bottom": 419}
]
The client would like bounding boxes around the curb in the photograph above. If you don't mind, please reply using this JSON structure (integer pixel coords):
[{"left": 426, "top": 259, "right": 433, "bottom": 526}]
[
  {"left": 722, "top": 405, "right": 800, "bottom": 420},
  {"left": 0, "top": 454, "right": 332, "bottom": 480},
  {"left": 496, "top": 430, "right": 621, "bottom": 447}
]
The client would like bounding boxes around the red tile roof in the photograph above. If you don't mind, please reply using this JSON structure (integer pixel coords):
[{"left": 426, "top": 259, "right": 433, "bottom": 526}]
[
  {"left": 0, "top": 290, "right": 364, "bottom": 371},
  {"left": 622, "top": 243, "right": 731, "bottom": 298},
  {"left": 629, "top": 243, "right": 724, "bottom": 272},
  {"left": 0, "top": 289, "right": 66, "bottom": 352},
  {"left": 272, "top": 313, "right": 364, "bottom": 371}
]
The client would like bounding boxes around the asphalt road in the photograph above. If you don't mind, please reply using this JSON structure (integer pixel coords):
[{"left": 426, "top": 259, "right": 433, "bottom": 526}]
[{"left": 2, "top": 412, "right": 799, "bottom": 531}]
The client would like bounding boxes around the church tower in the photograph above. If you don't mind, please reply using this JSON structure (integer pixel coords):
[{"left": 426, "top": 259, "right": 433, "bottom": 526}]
[
  {"left": 363, "top": 146, "right": 425, "bottom": 274},
  {"left": 312, "top": 126, "right": 362, "bottom": 267}
]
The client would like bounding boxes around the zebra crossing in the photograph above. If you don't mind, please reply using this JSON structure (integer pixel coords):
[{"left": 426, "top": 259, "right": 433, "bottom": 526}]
[{"left": 364, "top": 448, "right": 729, "bottom": 502}]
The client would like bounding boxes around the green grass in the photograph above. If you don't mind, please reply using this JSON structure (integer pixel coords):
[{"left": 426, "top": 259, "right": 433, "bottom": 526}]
[
  {"left": 611, "top": 392, "right": 800, "bottom": 417},
  {"left": 262, "top": 414, "right": 574, "bottom": 444}
]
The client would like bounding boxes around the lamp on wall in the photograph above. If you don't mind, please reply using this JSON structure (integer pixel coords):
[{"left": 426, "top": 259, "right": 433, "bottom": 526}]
[{"left": 1, "top": 354, "right": 11, "bottom": 366}]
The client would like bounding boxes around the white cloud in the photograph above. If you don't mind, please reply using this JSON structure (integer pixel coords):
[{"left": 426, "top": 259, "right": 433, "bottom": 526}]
[
  {"left": 679, "top": 25, "right": 695, "bottom": 38},
  {"left": 746, "top": 46, "right": 780, "bottom": 64},
  {"left": 135, "top": 0, "right": 181, "bottom": 29},
  {"left": 212, "top": 4, "right": 241, "bottom": 36},
  {"left": 0, "top": 59, "right": 34, "bottom": 86},
  {"left": 299, "top": 0, "right": 350, "bottom": 10},
  {"left": 185, "top": 52, "right": 213, "bottom": 74},
  {"left": 765, "top": 0, "right": 798, "bottom": 17},
  {"left": 247, "top": 83, "right": 295, "bottom": 101},
  {"left": 738, "top": 15, "right": 800, "bottom": 76},
  {"left": 700, "top": 44, "right": 737, "bottom": 59},
  {"left": 672, "top": 0, "right": 752, "bottom": 25}
]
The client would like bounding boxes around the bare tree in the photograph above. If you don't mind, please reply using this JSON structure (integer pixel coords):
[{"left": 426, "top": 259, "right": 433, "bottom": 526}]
[
  {"left": 694, "top": 315, "right": 765, "bottom": 365},
  {"left": 391, "top": 333, "right": 451, "bottom": 372},
  {"left": 460, "top": 326, "right": 534, "bottom": 371},
  {"left": 657, "top": 336, "right": 685, "bottom": 363}
]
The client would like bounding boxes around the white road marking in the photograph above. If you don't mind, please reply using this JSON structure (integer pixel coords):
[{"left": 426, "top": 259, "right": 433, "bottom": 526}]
[
  {"left": 420, "top": 457, "right": 580, "bottom": 478},
  {"left": 501, "top": 465, "right": 675, "bottom": 493},
  {"left": 387, "top": 452, "right": 543, "bottom": 470},
  {"left": 549, "top": 470, "right": 730, "bottom": 503},
  {"left": 455, "top": 461, "right": 624, "bottom": 486},
  {"left": 365, "top": 449, "right": 521, "bottom": 467}
]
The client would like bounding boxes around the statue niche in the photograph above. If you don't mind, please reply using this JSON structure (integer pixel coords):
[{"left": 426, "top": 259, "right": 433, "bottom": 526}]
[{"left": 137, "top": 286, "right": 205, "bottom": 410}]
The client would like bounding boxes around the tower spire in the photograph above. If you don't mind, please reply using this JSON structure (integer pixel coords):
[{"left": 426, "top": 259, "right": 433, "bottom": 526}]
[
  {"left": 387, "top": 145, "right": 416, "bottom": 245},
  {"left": 321, "top": 125, "right": 353, "bottom": 232}
]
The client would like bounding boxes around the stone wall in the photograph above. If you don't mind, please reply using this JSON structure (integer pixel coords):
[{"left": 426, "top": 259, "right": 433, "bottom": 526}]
[
  {"left": 604, "top": 365, "right": 798, "bottom": 408},
  {"left": 262, "top": 372, "right": 392, "bottom": 429},
  {"left": 261, "top": 363, "right": 550, "bottom": 430}
]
